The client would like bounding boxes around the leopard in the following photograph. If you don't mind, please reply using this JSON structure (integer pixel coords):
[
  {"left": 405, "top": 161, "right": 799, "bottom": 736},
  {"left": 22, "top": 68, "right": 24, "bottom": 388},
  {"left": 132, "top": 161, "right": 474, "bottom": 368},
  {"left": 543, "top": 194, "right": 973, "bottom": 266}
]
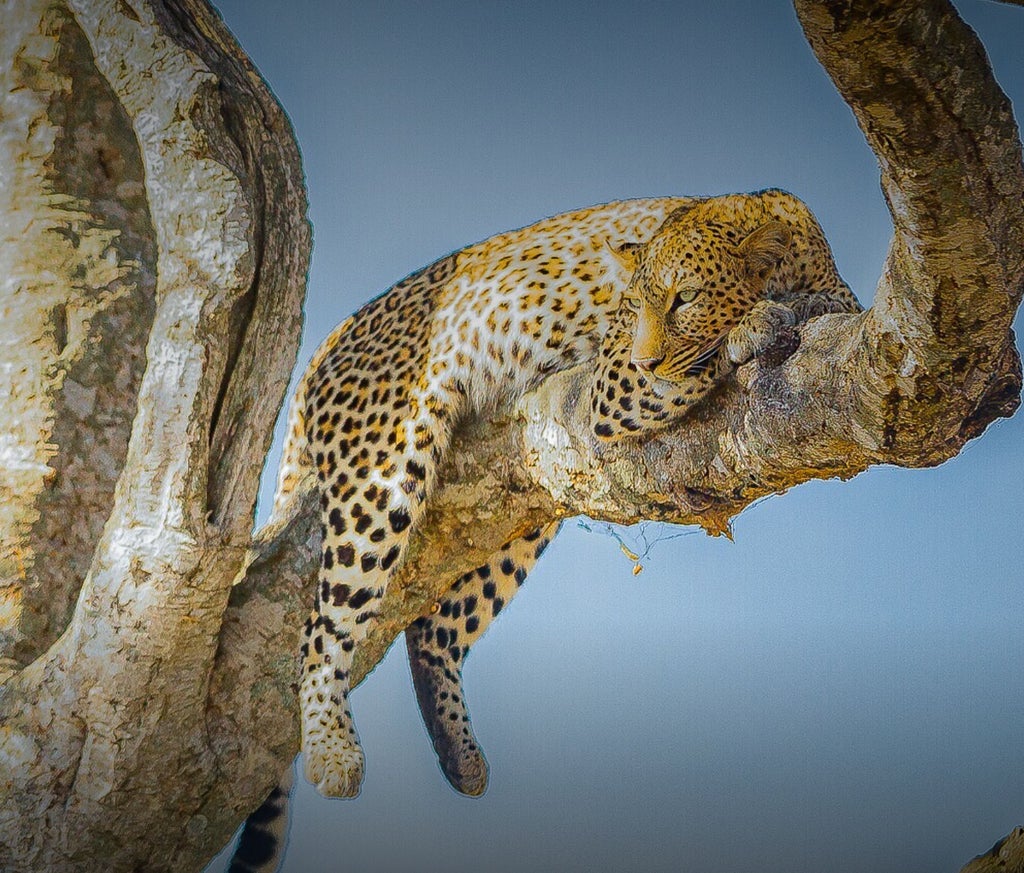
[
  {"left": 272, "top": 188, "right": 860, "bottom": 804},
  {"left": 399, "top": 189, "right": 862, "bottom": 799},
  {"left": 230, "top": 189, "right": 861, "bottom": 872}
]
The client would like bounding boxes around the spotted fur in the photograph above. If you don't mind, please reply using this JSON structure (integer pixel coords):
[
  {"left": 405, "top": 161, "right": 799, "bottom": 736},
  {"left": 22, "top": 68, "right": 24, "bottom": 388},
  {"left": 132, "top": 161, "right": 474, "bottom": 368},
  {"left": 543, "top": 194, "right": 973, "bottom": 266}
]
[{"left": 271, "top": 191, "right": 858, "bottom": 800}]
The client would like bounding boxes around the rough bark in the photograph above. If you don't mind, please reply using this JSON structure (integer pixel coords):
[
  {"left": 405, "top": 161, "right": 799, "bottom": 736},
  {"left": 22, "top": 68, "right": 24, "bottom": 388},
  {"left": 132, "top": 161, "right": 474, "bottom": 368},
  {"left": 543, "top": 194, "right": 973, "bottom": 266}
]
[
  {"left": 0, "top": 0, "right": 158, "bottom": 670},
  {"left": 0, "top": 0, "right": 309, "bottom": 870},
  {"left": 0, "top": 0, "right": 1022, "bottom": 872},
  {"left": 960, "top": 827, "right": 1024, "bottom": 873}
]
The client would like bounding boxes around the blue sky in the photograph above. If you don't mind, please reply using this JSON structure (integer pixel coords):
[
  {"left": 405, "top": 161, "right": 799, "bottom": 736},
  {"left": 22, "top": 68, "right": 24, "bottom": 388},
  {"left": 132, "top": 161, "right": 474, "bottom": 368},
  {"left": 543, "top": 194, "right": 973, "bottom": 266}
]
[{"left": 206, "top": 3, "right": 1024, "bottom": 871}]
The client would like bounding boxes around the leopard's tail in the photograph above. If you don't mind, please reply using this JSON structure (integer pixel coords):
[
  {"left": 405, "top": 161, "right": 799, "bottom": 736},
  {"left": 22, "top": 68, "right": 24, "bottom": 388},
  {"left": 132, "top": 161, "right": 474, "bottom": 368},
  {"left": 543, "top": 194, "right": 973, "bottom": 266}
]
[{"left": 228, "top": 765, "right": 294, "bottom": 873}]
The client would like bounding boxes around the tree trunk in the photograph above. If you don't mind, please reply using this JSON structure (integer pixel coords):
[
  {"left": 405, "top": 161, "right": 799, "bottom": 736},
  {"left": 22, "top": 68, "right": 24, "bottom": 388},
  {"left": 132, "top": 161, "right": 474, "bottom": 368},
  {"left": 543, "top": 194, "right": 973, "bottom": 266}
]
[
  {"left": 0, "top": 0, "right": 308, "bottom": 869},
  {"left": 0, "top": 1, "right": 1022, "bottom": 872}
]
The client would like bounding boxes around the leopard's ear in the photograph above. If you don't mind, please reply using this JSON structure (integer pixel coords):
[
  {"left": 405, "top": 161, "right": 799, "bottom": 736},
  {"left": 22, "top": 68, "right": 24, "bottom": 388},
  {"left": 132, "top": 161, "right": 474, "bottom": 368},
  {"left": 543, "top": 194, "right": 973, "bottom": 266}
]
[
  {"left": 735, "top": 220, "right": 791, "bottom": 274},
  {"left": 605, "top": 239, "right": 642, "bottom": 274}
]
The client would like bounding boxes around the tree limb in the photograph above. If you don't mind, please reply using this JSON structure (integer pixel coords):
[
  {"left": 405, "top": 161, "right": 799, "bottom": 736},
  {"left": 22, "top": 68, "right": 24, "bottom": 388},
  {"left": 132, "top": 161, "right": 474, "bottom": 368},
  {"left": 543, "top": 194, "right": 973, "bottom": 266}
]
[
  {"left": 960, "top": 827, "right": 1024, "bottom": 873},
  {"left": 210, "top": 0, "right": 1024, "bottom": 862},
  {"left": 1, "top": 0, "right": 307, "bottom": 869},
  {"left": 0, "top": 0, "right": 157, "bottom": 670}
]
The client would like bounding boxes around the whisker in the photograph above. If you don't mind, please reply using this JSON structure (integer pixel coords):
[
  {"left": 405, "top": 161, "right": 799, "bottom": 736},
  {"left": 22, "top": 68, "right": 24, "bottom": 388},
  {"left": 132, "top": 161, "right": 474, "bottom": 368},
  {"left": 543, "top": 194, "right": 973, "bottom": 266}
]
[{"left": 683, "top": 340, "right": 724, "bottom": 376}]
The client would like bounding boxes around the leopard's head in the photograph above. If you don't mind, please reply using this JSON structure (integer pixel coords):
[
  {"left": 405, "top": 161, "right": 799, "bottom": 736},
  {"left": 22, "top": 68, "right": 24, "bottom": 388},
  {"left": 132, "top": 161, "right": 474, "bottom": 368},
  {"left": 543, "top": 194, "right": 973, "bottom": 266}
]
[{"left": 612, "top": 211, "right": 791, "bottom": 383}]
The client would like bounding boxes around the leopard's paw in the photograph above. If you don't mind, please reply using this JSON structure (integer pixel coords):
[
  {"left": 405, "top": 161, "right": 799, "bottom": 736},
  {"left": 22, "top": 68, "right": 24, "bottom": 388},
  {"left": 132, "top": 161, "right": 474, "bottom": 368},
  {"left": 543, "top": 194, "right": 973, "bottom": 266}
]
[
  {"left": 439, "top": 740, "right": 489, "bottom": 797},
  {"left": 304, "top": 732, "right": 365, "bottom": 799},
  {"left": 726, "top": 299, "right": 797, "bottom": 367}
]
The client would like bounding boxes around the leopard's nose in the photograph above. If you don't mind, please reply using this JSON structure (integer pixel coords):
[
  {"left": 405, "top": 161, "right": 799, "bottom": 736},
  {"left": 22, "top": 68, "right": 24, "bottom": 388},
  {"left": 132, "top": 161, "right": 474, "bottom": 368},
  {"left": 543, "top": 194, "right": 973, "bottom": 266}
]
[{"left": 632, "top": 355, "right": 664, "bottom": 373}]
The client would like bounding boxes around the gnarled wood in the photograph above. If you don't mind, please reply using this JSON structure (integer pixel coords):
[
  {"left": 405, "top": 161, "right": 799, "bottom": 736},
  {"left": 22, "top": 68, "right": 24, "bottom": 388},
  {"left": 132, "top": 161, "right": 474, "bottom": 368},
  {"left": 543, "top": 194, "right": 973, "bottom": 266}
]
[{"left": 0, "top": 0, "right": 307, "bottom": 869}]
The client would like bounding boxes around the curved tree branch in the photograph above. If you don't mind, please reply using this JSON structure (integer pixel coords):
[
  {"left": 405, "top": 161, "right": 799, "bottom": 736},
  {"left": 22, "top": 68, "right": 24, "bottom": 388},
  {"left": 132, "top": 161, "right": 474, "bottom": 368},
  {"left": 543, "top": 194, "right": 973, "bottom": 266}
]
[
  {"left": 0, "top": 0, "right": 157, "bottom": 670},
  {"left": 1, "top": 0, "right": 307, "bottom": 869},
  {"left": 960, "top": 826, "right": 1024, "bottom": 873},
  {"left": 210, "top": 0, "right": 1024, "bottom": 860}
]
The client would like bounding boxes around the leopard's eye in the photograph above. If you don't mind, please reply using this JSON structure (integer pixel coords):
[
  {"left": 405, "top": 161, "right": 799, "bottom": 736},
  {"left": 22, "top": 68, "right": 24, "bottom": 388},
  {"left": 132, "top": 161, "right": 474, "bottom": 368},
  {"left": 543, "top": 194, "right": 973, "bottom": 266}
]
[
  {"left": 622, "top": 294, "right": 641, "bottom": 312},
  {"left": 671, "top": 288, "right": 699, "bottom": 311}
]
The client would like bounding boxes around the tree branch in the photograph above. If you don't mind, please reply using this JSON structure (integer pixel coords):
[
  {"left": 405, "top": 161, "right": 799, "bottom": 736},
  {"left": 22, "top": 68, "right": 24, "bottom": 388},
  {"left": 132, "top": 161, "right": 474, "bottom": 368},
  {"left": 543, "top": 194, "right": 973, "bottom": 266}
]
[
  {"left": 0, "top": 0, "right": 157, "bottom": 669},
  {"left": 209, "top": 0, "right": 1024, "bottom": 865},
  {"left": 960, "top": 827, "right": 1024, "bottom": 873}
]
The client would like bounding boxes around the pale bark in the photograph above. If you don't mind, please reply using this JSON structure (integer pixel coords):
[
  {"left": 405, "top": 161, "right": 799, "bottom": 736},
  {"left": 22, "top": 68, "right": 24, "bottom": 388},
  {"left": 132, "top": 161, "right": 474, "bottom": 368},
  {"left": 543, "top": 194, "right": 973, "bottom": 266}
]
[
  {"left": 0, "top": 0, "right": 157, "bottom": 670},
  {"left": 0, "top": 1, "right": 1022, "bottom": 872},
  {"left": 0, "top": 0, "right": 308, "bottom": 870}
]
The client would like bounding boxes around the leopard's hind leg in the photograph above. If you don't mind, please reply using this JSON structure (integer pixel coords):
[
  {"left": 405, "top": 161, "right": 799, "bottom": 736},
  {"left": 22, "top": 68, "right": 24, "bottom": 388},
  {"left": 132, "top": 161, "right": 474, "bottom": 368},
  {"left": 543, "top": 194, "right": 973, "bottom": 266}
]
[
  {"left": 405, "top": 522, "right": 561, "bottom": 795},
  {"left": 299, "top": 266, "right": 464, "bottom": 797}
]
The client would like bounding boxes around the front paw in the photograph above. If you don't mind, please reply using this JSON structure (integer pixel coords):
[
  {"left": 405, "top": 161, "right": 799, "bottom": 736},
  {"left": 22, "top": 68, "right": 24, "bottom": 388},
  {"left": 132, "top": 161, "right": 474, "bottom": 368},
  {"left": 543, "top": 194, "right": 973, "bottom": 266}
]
[
  {"left": 726, "top": 300, "right": 797, "bottom": 367},
  {"left": 304, "top": 733, "right": 365, "bottom": 799}
]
